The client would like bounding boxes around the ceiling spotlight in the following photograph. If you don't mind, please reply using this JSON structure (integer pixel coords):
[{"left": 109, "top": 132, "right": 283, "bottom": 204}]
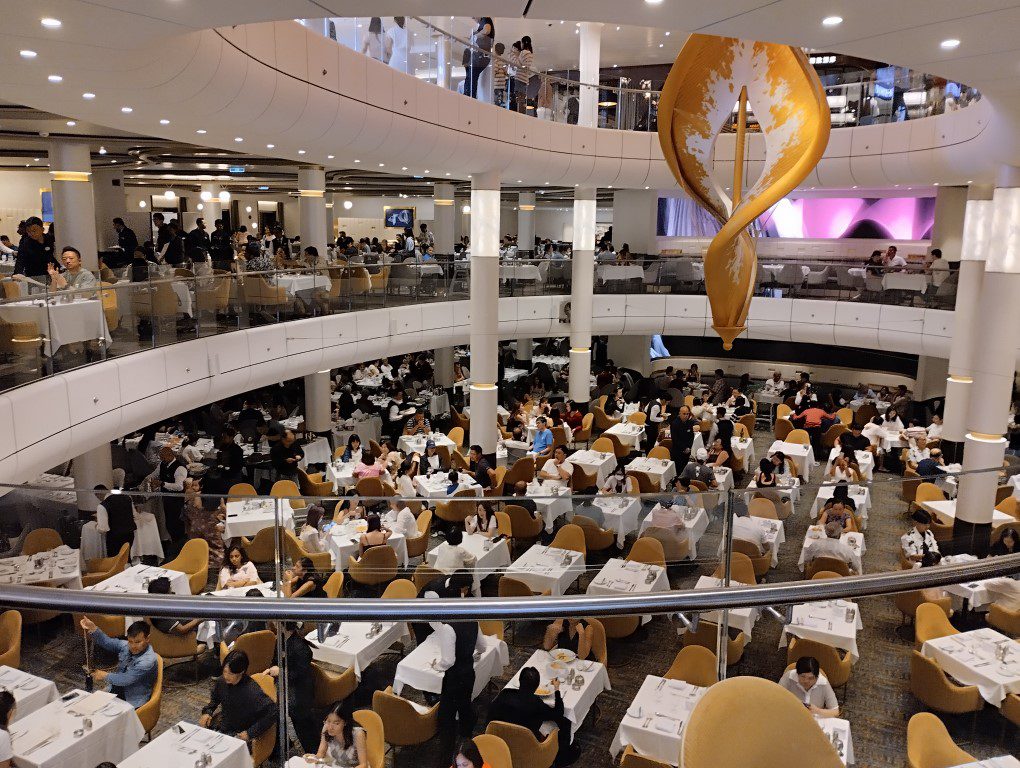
[
  {"left": 822, "top": 15, "right": 843, "bottom": 27},
  {"left": 218, "top": 191, "right": 230, "bottom": 203},
  {"left": 19, "top": 50, "right": 37, "bottom": 59},
  {"left": 644, "top": 0, "right": 664, "bottom": 4},
  {"left": 353, "top": 159, "right": 360, "bottom": 163},
  {"left": 82, "top": 92, "right": 95, "bottom": 99},
  {"left": 327, "top": 154, "right": 335, "bottom": 159},
  {"left": 47, "top": 74, "right": 63, "bottom": 83},
  {"left": 139, "top": 200, "right": 147, "bottom": 208},
  {"left": 462, "top": 205, "right": 471, "bottom": 214},
  {"left": 66, "top": 120, "right": 76, "bottom": 127},
  {"left": 156, "top": 119, "right": 169, "bottom": 126},
  {"left": 298, "top": 149, "right": 306, "bottom": 155},
  {"left": 98, "top": 146, "right": 107, "bottom": 155},
  {"left": 658, "top": 43, "right": 664, "bottom": 48},
  {"left": 257, "top": 186, "right": 269, "bottom": 191},
  {"left": 940, "top": 38, "right": 960, "bottom": 50},
  {"left": 196, "top": 203, "right": 204, "bottom": 211},
  {"left": 343, "top": 200, "right": 353, "bottom": 210},
  {"left": 234, "top": 137, "right": 243, "bottom": 142},
  {"left": 196, "top": 129, "right": 207, "bottom": 134},
  {"left": 401, "top": 166, "right": 408, "bottom": 171},
  {"left": 266, "top": 144, "right": 275, "bottom": 149},
  {"left": 665, "top": 31, "right": 671, "bottom": 36},
  {"left": 245, "top": 206, "right": 252, "bottom": 213},
  {"left": 164, "top": 189, "right": 175, "bottom": 199},
  {"left": 379, "top": 163, "right": 385, "bottom": 167},
  {"left": 41, "top": 17, "right": 62, "bottom": 28},
  {"left": 120, "top": 106, "right": 132, "bottom": 113},
  {"left": 200, "top": 191, "right": 213, "bottom": 202}
]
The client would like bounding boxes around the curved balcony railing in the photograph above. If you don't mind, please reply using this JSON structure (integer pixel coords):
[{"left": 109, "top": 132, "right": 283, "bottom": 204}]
[{"left": 297, "top": 16, "right": 981, "bottom": 132}]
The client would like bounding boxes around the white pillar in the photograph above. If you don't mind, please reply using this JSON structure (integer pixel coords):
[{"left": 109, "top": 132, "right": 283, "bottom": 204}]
[
  {"left": 578, "top": 23, "right": 603, "bottom": 129},
  {"left": 930, "top": 185, "right": 969, "bottom": 263},
  {"left": 304, "top": 371, "right": 332, "bottom": 436},
  {"left": 434, "top": 347, "right": 455, "bottom": 389},
  {"left": 612, "top": 189, "right": 659, "bottom": 255},
  {"left": 92, "top": 168, "right": 127, "bottom": 247},
  {"left": 469, "top": 170, "right": 501, "bottom": 454},
  {"left": 298, "top": 167, "right": 328, "bottom": 259},
  {"left": 200, "top": 183, "right": 223, "bottom": 223},
  {"left": 72, "top": 443, "right": 113, "bottom": 513},
  {"left": 518, "top": 192, "right": 536, "bottom": 254},
  {"left": 437, "top": 35, "right": 452, "bottom": 90},
  {"left": 569, "top": 187, "right": 597, "bottom": 402},
  {"left": 607, "top": 335, "right": 651, "bottom": 377},
  {"left": 517, "top": 337, "right": 533, "bottom": 364},
  {"left": 433, "top": 182, "right": 456, "bottom": 254},
  {"left": 955, "top": 182, "right": 1020, "bottom": 555},
  {"left": 49, "top": 141, "right": 99, "bottom": 270},
  {"left": 942, "top": 188, "right": 994, "bottom": 461}
]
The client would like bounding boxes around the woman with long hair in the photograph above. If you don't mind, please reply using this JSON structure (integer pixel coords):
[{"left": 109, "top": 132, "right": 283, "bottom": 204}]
[
  {"left": 217, "top": 544, "right": 260, "bottom": 589},
  {"left": 0, "top": 690, "right": 15, "bottom": 768},
  {"left": 361, "top": 17, "right": 385, "bottom": 61},
  {"left": 300, "top": 698, "right": 367, "bottom": 767}
]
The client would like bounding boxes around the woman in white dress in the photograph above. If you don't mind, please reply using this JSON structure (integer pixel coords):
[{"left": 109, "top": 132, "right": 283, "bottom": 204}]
[
  {"left": 299, "top": 505, "right": 328, "bottom": 554},
  {"left": 385, "top": 16, "right": 408, "bottom": 73},
  {"left": 361, "top": 17, "right": 385, "bottom": 62}
]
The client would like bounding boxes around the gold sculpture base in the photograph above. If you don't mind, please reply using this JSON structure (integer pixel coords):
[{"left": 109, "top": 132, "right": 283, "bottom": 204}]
[{"left": 711, "top": 325, "right": 746, "bottom": 351}]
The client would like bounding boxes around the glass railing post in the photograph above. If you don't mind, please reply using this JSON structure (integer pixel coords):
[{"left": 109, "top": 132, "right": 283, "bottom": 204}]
[{"left": 716, "top": 488, "right": 735, "bottom": 680}]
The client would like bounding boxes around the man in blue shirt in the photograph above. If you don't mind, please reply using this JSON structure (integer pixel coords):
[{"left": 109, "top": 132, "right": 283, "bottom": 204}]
[
  {"left": 530, "top": 417, "right": 554, "bottom": 461},
  {"left": 79, "top": 617, "right": 158, "bottom": 708}
]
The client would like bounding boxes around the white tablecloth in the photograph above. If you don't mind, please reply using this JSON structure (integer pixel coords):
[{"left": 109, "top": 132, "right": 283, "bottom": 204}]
[
  {"left": 327, "top": 520, "right": 408, "bottom": 570},
  {"left": 587, "top": 558, "right": 669, "bottom": 623},
  {"left": 921, "top": 628, "right": 1020, "bottom": 707},
  {"left": 848, "top": 398, "right": 891, "bottom": 413},
  {"left": 325, "top": 461, "right": 357, "bottom": 492},
  {"left": 310, "top": 621, "right": 410, "bottom": 680},
  {"left": 597, "top": 265, "right": 645, "bottom": 283},
  {"left": 500, "top": 265, "right": 542, "bottom": 282},
  {"left": 0, "top": 298, "right": 111, "bottom": 355},
  {"left": 769, "top": 440, "right": 816, "bottom": 480},
  {"left": 605, "top": 422, "right": 645, "bottom": 450},
  {"left": 275, "top": 274, "right": 330, "bottom": 296},
  {"left": 731, "top": 437, "right": 756, "bottom": 468},
  {"left": 0, "top": 548, "right": 82, "bottom": 589},
  {"left": 298, "top": 437, "right": 331, "bottom": 468},
  {"left": 693, "top": 576, "right": 760, "bottom": 636},
  {"left": 817, "top": 717, "right": 855, "bottom": 766},
  {"left": 87, "top": 563, "right": 190, "bottom": 594},
  {"left": 569, "top": 450, "right": 618, "bottom": 487},
  {"left": 953, "top": 759, "right": 1020, "bottom": 768},
  {"left": 427, "top": 533, "right": 511, "bottom": 594},
  {"left": 878, "top": 428, "right": 906, "bottom": 453},
  {"left": 195, "top": 582, "right": 277, "bottom": 646},
  {"left": 119, "top": 721, "right": 253, "bottom": 768},
  {"left": 130, "top": 512, "right": 164, "bottom": 561},
  {"left": 781, "top": 599, "right": 863, "bottom": 661},
  {"left": 627, "top": 457, "right": 676, "bottom": 490},
  {"left": 223, "top": 498, "right": 296, "bottom": 540},
  {"left": 882, "top": 272, "right": 927, "bottom": 292},
  {"left": 527, "top": 482, "right": 573, "bottom": 533},
  {"left": 398, "top": 433, "right": 457, "bottom": 455},
  {"left": 712, "top": 466, "right": 734, "bottom": 492},
  {"left": 0, "top": 667, "right": 59, "bottom": 721},
  {"left": 921, "top": 499, "right": 1015, "bottom": 527},
  {"left": 531, "top": 355, "right": 569, "bottom": 370},
  {"left": 810, "top": 485, "right": 871, "bottom": 529},
  {"left": 504, "top": 650, "right": 611, "bottom": 741},
  {"left": 331, "top": 416, "right": 382, "bottom": 449},
  {"left": 725, "top": 517, "right": 785, "bottom": 568},
  {"left": 11, "top": 689, "right": 144, "bottom": 768},
  {"left": 593, "top": 496, "right": 642, "bottom": 547},
  {"left": 746, "top": 476, "right": 801, "bottom": 513},
  {"left": 824, "top": 448, "right": 874, "bottom": 482},
  {"left": 504, "top": 545, "right": 585, "bottom": 596},
  {"left": 640, "top": 507, "right": 709, "bottom": 560},
  {"left": 610, "top": 676, "right": 707, "bottom": 765},
  {"left": 797, "top": 527, "right": 865, "bottom": 574},
  {"left": 394, "top": 633, "right": 509, "bottom": 700}
]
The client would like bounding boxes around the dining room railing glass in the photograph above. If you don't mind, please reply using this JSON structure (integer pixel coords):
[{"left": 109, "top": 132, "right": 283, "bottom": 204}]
[
  {"left": 0, "top": 255, "right": 956, "bottom": 391},
  {"left": 0, "top": 465, "right": 1017, "bottom": 765},
  {"left": 296, "top": 15, "right": 980, "bottom": 132}
]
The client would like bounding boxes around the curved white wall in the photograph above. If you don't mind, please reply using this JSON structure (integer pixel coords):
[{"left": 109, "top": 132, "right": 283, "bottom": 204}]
[
  {"left": 2, "top": 293, "right": 998, "bottom": 491},
  {"left": 0, "top": 19, "right": 1003, "bottom": 189}
]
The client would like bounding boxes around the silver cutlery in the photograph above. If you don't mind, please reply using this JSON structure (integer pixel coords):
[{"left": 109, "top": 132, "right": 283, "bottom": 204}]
[{"left": 24, "top": 735, "right": 56, "bottom": 755}]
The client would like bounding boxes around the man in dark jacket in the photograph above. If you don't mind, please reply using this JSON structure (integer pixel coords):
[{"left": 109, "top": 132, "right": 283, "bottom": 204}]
[
  {"left": 488, "top": 666, "right": 578, "bottom": 765},
  {"left": 199, "top": 649, "right": 278, "bottom": 746}
]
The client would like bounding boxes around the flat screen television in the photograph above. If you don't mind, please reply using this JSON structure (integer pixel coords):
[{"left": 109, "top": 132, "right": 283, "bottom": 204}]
[{"left": 384, "top": 206, "right": 415, "bottom": 229}]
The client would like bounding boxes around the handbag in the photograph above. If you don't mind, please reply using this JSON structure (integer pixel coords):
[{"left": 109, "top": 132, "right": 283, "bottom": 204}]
[{"left": 470, "top": 34, "right": 493, "bottom": 68}]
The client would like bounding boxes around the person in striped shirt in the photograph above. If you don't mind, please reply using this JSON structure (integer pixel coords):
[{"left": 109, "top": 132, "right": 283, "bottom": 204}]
[{"left": 492, "top": 42, "right": 508, "bottom": 107}]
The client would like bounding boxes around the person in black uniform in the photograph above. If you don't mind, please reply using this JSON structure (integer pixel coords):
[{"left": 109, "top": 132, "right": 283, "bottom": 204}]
[
  {"left": 412, "top": 571, "right": 472, "bottom": 646},
  {"left": 269, "top": 429, "right": 304, "bottom": 481},
  {"left": 152, "top": 447, "right": 188, "bottom": 550},
  {"left": 152, "top": 213, "right": 170, "bottom": 252},
  {"left": 185, "top": 218, "right": 211, "bottom": 258},
  {"left": 12, "top": 216, "right": 57, "bottom": 282},
  {"left": 93, "top": 485, "right": 137, "bottom": 557},
  {"left": 488, "top": 666, "right": 577, "bottom": 766},
  {"left": 435, "top": 610, "right": 485, "bottom": 750},
  {"left": 215, "top": 427, "right": 245, "bottom": 481},
  {"left": 159, "top": 222, "right": 186, "bottom": 266},
  {"left": 113, "top": 217, "right": 138, "bottom": 257},
  {"left": 668, "top": 404, "right": 697, "bottom": 468},
  {"left": 265, "top": 621, "right": 319, "bottom": 753},
  {"left": 209, "top": 218, "right": 233, "bottom": 271}
]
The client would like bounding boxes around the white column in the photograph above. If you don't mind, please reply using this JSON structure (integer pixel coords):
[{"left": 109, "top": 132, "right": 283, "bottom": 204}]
[
  {"left": 955, "top": 181, "right": 1020, "bottom": 555},
  {"left": 930, "top": 185, "right": 969, "bottom": 263},
  {"left": 469, "top": 170, "right": 501, "bottom": 454},
  {"left": 434, "top": 347, "right": 455, "bottom": 389},
  {"left": 578, "top": 23, "right": 603, "bottom": 129},
  {"left": 517, "top": 337, "right": 533, "bottom": 365},
  {"left": 298, "top": 167, "right": 328, "bottom": 258},
  {"left": 200, "top": 183, "right": 223, "bottom": 223},
  {"left": 92, "top": 168, "right": 127, "bottom": 247},
  {"left": 304, "top": 370, "right": 332, "bottom": 434},
  {"left": 612, "top": 189, "right": 659, "bottom": 255},
  {"left": 433, "top": 182, "right": 456, "bottom": 254},
  {"left": 942, "top": 188, "right": 994, "bottom": 461},
  {"left": 569, "top": 187, "right": 597, "bottom": 402},
  {"left": 72, "top": 443, "right": 113, "bottom": 513},
  {"left": 608, "top": 335, "right": 652, "bottom": 377},
  {"left": 49, "top": 141, "right": 99, "bottom": 270},
  {"left": 517, "top": 192, "right": 536, "bottom": 254},
  {"left": 436, "top": 35, "right": 452, "bottom": 90}
]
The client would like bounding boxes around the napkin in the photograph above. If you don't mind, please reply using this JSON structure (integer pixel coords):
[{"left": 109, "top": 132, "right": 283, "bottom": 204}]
[
  {"left": 13, "top": 724, "right": 59, "bottom": 753},
  {"left": 653, "top": 716, "right": 678, "bottom": 733},
  {"left": 68, "top": 690, "right": 117, "bottom": 716}
]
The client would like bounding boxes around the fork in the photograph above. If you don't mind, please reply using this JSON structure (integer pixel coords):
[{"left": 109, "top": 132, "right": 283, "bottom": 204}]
[{"left": 24, "top": 735, "right": 56, "bottom": 756}]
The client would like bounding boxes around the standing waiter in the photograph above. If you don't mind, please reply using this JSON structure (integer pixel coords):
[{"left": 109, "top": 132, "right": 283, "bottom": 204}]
[
  {"left": 209, "top": 218, "right": 233, "bottom": 271},
  {"left": 93, "top": 485, "right": 137, "bottom": 558},
  {"left": 113, "top": 217, "right": 138, "bottom": 257},
  {"left": 12, "top": 216, "right": 57, "bottom": 284},
  {"left": 431, "top": 582, "right": 486, "bottom": 751},
  {"left": 150, "top": 446, "right": 187, "bottom": 556}
]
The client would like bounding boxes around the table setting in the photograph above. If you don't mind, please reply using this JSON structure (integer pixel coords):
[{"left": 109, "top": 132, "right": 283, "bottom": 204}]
[
  {"left": 86, "top": 563, "right": 191, "bottom": 595},
  {"left": 0, "top": 667, "right": 59, "bottom": 721},
  {"left": 724, "top": 517, "right": 785, "bottom": 568},
  {"left": 503, "top": 544, "right": 585, "bottom": 596},
  {"left": 824, "top": 448, "right": 874, "bottom": 482},
  {"left": 0, "top": 295, "right": 111, "bottom": 356},
  {"left": 605, "top": 422, "right": 646, "bottom": 450},
  {"left": 768, "top": 440, "right": 816, "bottom": 480},
  {"left": 746, "top": 474, "right": 801, "bottom": 511},
  {"left": 639, "top": 505, "right": 709, "bottom": 560},
  {"left": 810, "top": 484, "right": 871, "bottom": 529},
  {"left": 921, "top": 627, "right": 1020, "bottom": 707},
  {"left": 610, "top": 675, "right": 707, "bottom": 766},
  {"left": 326, "top": 519, "right": 408, "bottom": 570},
  {"left": 568, "top": 449, "right": 618, "bottom": 487},
  {"left": 527, "top": 480, "right": 574, "bottom": 533},
  {"left": 325, "top": 459, "right": 357, "bottom": 492},
  {"left": 222, "top": 498, "right": 296, "bottom": 540},
  {"left": 393, "top": 632, "right": 509, "bottom": 700},
  {"left": 397, "top": 432, "right": 457, "bottom": 455},
  {"left": 626, "top": 457, "right": 677, "bottom": 490},
  {"left": 692, "top": 576, "right": 760, "bottom": 636},
  {"left": 587, "top": 559, "right": 669, "bottom": 623},
  {"left": 413, "top": 471, "right": 482, "bottom": 499},
  {"left": 309, "top": 621, "right": 411, "bottom": 680},
  {"left": 798, "top": 525, "right": 865, "bottom": 574},
  {"left": 920, "top": 499, "right": 1015, "bottom": 528},
  {"left": 817, "top": 717, "right": 855, "bottom": 765},
  {"left": 592, "top": 496, "right": 642, "bottom": 547},
  {"left": 194, "top": 582, "right": 278, "bottom": 646},
  {"left": 426, "top": 532, "right": 511, "bottom": 594},
  {"left": 119, "top": 721, "right": 253, "bottom": 768},
  {"left": 781, "top": 599, "right": 863, "bottom": 661},
  {"left": 0, "top": 547, "right": 82, "bottom": 589}
]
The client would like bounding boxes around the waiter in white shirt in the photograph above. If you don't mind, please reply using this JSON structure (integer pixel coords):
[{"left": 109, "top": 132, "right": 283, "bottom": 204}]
[{"left": 901, "top": 510, "right": 940, "bottom": 564}]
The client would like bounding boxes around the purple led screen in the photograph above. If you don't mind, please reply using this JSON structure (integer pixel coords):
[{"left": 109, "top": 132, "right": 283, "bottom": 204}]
[{"left": 658, "top": 196, "right": 936, "bottom": 240}]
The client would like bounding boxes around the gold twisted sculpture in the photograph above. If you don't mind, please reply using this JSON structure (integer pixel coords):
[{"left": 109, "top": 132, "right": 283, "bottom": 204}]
[{"left": 658, "top": 35, "right": 831, "bottom": 349}]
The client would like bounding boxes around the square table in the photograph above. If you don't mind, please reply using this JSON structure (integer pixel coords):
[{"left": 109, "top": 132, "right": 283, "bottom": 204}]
[
  {"left": 527, "top": 481, "right": 573, "bottom": 533},
  {"left": 746, "top": 477, "right": 801, "bottom": 514},
  {"left": 824, "top": 448, "right": 875, "bottom": 482},
  {"left": 939, "top": 556, "right": 1020, "bottom": 611},
  {"left": 597, "top": 265, "right": 645, "bottom": 283},
  {"left": 119, "top": 721, "right": 253, "bottom": 768},
  {"left": 640, "top": 506, "right": 710, "bottom": 560},
  {"left": 427, "top": 533, "right": 511, "bottom": 594},
  {"left": 195, "top": 582, "right": 277, "bottom": 646},
  {"left": 768, "top": 441, "right": 816, "bottom": 480},
  {"left": 393, "top": 632, "right": 509, "bottom": 700},
  {"left": 0, "top": 297, "right": 111, "bottom": 356},
  {"left": 934, "top": 463, "right": 962, "bottom": 497},
  {"left": 605, "top": 422, "right": 646, "bottom": 451},
  {"left": 569, "top": 449, "right": 618, "bottom": 487},
  {"left": 730, "top": 437, "right": 756, "bottom": 468},
  {"left": 587, "top": 559, "right": 669, "bottom": 623},
  {"left": 503, "top": 650, "right": 611, "bottom": 742},
  {"left": 275, "top": 273, "right": 330, "bottom": 296},
  {"left": 610, "top": 676, "right": 707, "bottom": 766},
  {"left": 810, "top": 484, "right": 871, "bottom": 529},
  {"left": 921, "top": 628, "right": 1020, "bottom": 706},
  {"left": 326, "top": 520, "right": 408, "bottom": 570},
  {"left": 0, "top": 548, "right": 82, "bottom": 589},
  {"left": 504, "top": 545, "right": 585, "bottom": 596},
  {"left": 592, "top": 496, "right": 642, "bottom": 547},
  {"left": 878, "top": 428, "right": 906, "bottom": 453},
  {"left": 298, "top": 437, "right": 331, "bottom": 468},
  {"left": 222, "top": 498, "right": 296, "bottom": 540},
  {"left": 398, "top": 433, "right": 457, "bottom": 455},
  {"left": 692, "top": 576, "right": 760, "bottom": 636},
  {"left": 921, "top": 499, "right": 1015, "bottom": 528},
  {"left": 310, "top": 621, "right": 411, "bottom": 680},
  {"left": 781, "top": 599, "right": 863, "bottom": 661},
  {"left": 86, "top": 563, "right": 191, "bottom": 595},
  {"left": 413, "top": 471, "right": 482, "bottom": 499},
  {"left": 627, "top": 457, "right": 677, "bottom": 490},
  {"left": 817, "top": 717, "right": 855, "bottom": 766},
  {"left": 0, "top": 667, "right": 59, "bottom": 721},
  {"left": 325, "top": 460, "right": 357, "bottom": 492},
  {"left": 10, "top": 689, "right": 144, "bottom": 768},
  {"left": 798, "top": 526, "right": 865, "bottom": 574},
  {"left": 726, "top": 517, "right": 785, "bottom": 568},
  {"left": 712, "top": 466, "right": 734, "bottom": 492}
]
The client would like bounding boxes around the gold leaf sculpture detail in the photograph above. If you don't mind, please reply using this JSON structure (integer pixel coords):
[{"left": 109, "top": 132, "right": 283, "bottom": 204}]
[{"left": 658, "top": 35, "right": 830, "bottom": 349}]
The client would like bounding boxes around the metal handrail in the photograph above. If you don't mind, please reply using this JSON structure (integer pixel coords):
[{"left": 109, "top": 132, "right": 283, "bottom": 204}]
[{"left": 2, "top": 554, "right": 1017, "bottom": 622}]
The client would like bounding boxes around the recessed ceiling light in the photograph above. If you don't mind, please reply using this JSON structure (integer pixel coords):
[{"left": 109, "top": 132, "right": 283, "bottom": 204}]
[
  {"left": 266, "top": 144, "right": 275, "bottom": 149},
  {"left": 423, "top": 169, "right": 429, "bottom": 173},
  {"left": 297, "top": 149, "right": 306, "bottom": 154},
  {"left": 401, "top": 166, "right": 408, "bottom": 171},
  {"left": 665, "top": 31, "right": 670, "bottom": 36},
  {"left": 81, "top": 92, "right": 95, "bottom": 99},
  {"left": 644, "top": 0, "right": 664, "bottom": 4},
  {"left": 159, "top": 119, "right": 170, "bottom": 125},
  {"left": 967, "top": 179, "right": 973, "bottom": 184},
  {"left": 327, "top": 154, "right": 335, "bottom": 159},
  {"left": 47, "top": 74, "right": 63, "bottom": 83},
  {"left": 139, "top": 201, "right": 147, "bottom": 208},
  {"left": 941, "top": 38, "right": 960, "bottom": 50},
  {"left": 658, "top": 43, "right": 664, "bottom": 48},
  {"left": 66, "top": 120, "right": 76, "bottom": 126},
  {"left": 822, "top": 16, "right": 843, "bottom": 27},
  {"left": 445, "top": 172, "right": 450, "bottom": 176},
  {"left": 934, "top": 182, "right": 940, "bottom": 186},
  {"left": 234, "top": 137, "right": 243, "bottom": 142},
  {"left": 120, "top": 106, "right": 132, "bottom": 113},
  {"left": 19, "top": 50, "right": 37, "bottom": 59},
  {"left": 378, "top": 163, "right": 385, "bottom": 167},
  {"left": 41, "top": 17, "right": 62, "bottom": 28},
  {"left": 196, "top": 129, "right": 207, "bottom": 134},
  {"left": 354, "top": 159, "right": 360, "bottom": 163},
  {"left": 110, "top": 160, "right": 116, "bottom": 164},
  {"left": 98, "top": 146, "right": 107, "bottom": 154}
]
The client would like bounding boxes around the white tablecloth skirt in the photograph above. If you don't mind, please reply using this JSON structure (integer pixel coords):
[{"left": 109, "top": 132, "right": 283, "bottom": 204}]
[
  {"left": 610, "top": 675, "right": 706, "bottom": 766},
  {"left": 504, "top": 546, "right": 585, "bottom": 596},
  {"left": 0, "top": 298, "right": 112, "bottom": 355},
  {"left": 130, "top": 512, "right": 164, "bottom": 560},
  {"left": 921, "top": 629, "right": 1020, "bottom": 707},
  {"left": 119, "top": 722, "right": 253, "bottom": 768},
  {"left": 780, "top": 600, "right": 863, "bottom": 662},
  {"left": 0, "top": 668, "right": 59, "bottom": 721},
  {"left": 394, "top": 634, "right": 509, "bottom": 700},
  {"left": 327, "top": 528, "right": 408, "bottom": 571},
  {"left": 593, "top": 497, "right": 641, "bottom": 547},
  {"left": 809, "top": 486, "right": 871, "bottom": 529},
  {"left": 310, "top": 621, "right": 410, "bottom": 680}
]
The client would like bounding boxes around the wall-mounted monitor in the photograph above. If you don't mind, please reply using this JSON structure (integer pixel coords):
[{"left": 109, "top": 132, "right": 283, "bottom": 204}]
[{"left": 383, "top": 206, "right": 415, "bottom": 229}]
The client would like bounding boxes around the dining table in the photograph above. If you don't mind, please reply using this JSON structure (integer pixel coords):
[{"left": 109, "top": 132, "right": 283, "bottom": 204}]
[
  {"left": 120, "top": 721, "right": 253, "bottom": 768},
  {"left": 309, "top": 621, "right": 411, "bottom": 680},
  {"left": 503, "top": 544, "right": 585, "bottom": 596},
  {"left": 921, "top": 627, "right": 1020, "bottom": 707},
  {"left": 798, "top": 526, "right": 865, "bottom": 575},
  {"left": 0, "top": 667, "right": 59, "bottom": 721},
  {"left": 326, "top": 519, "right": 408, "bottom": 570},
  {"left": 393, "top": 632, "right": 509, "bottom": 700},
  {"left": 780, "top": 599, "right": 864, "bottom": 661},
  {"left": 626, "top": 457, "right": 677, "bottom": 490},
  {"left": 810, "top": 484, "right": 871, "bottom": 529},
  {"left": 0, "top": 547, "right": 82, "bottom": 589},
  {"left": 222, "top": 498, "right": 296, "bottom": 540},
  {"left": 527, "top": 480, "right": 574, "bottom": 532},
  {"left": 592, "top": 496, "right": 642, "bottom": 547},
  {"left": 426, "top": 532, "right": 511, "bottom": 595},
  {"left": 610, "top": 675, "right": 707, "bottom": 766},
  {"left": 569, "top": 449, "right": 619, "bottom": 487},
  {"left": 692, "top": 576, "right": 760, "bottom": 636}
]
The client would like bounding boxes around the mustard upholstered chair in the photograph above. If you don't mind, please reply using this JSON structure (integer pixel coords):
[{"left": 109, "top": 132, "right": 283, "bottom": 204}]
[
  {"left": 680, "top": 676, "right": 843, "bottom": 768},
  {"left": 135, "top": 654, "right": 164, "bottom": 740},
  {"left": 748, "top": 497, "right": 778, "bottom": 519},
  {"left": 773, "top": 418, "right": 794, "bottom": 442},
  {"left": 372, "top": 685, "right": 439, "bottom": 747},
  {"left": 680, "top": 620, "right": 746, "bottom": 666},
  {"left": 599, "top": 614, "right": 641, "bottom": 641},
  {"left": 893, "top": 592, "right": 952, "bottom": 626},
  {"left": 664, "top": 645, "right": 718, "bottom": 688},
  {"left": 620, "top": 745, "right": 671, "bottom": 768},
  {"left": 987, "top": 602, "right": 1020, "bottom": 637},
  {"left": 312, "top": 662, "right": 358, "bottom": 708},
  {"left": 906, "top": 711, "right": 975, "bottom": 768},
  {"left": 348, "top": 546, "right": 398, "bottom": 590},
  {"left": 626, "top": 537, "right": 667, "bottom": 569},
  {"left": 241, "top": 527, "right": 281, "bottom": 565},
  {"left": 505, "top": 504, "right": 543, "bottom": 547},
  {"left": 147, "top": 622, "right": 201, "bottom": 666},
  {"left": 549, "top": 523, "right": 586, "bottom": 557},
  {"left": 914, "top": 603, "right": 959, "bottom": 649},
  {"left": 405, "top": 508, "right": 432, "bottom": 561},
  {"left": 486, "top": 721, "right": 558, "bottom": 768},
  {"left": 0, "top": 611, "right": 21, "bottom": 669},
  {"left": 354, "top": 709, "right": 386, "bottom": 768},
  {"left": 805, "top": 557, "right": 851, "bottom": 579},
  {"left": 1002, "top": 692, "right": 1020, "bottom": 730},
  {"left": 270, "top": 479, "right": 306, "bottom": 509},
  {"left": 498, "top": 575, "right": 550, "bottom": 598},
  {"left": 381, "top": 579, "right": 417, "bottom": 599},
  {"left": 82, "top": 543, "right": 130, "bottom": 588},
  {"left": 412, "top": 564, "right": 444, "bottom": 594},
  {"left": 219, "top": 629, "right": 276, "bottom": 674},
  {"left": 909, "top": 651, "right": 983, "bottom": 715},
  {"left": 473, "top": 734, "right": 513, "bottom": 768},
  {"left": 227, "top": 483, "right": 258, "bottom": 500},
  {"left": 22, "top": 527, "right": 62, "bottom": 556},
  {"left": 163, "top": 538, "right": 210, "bottom": 594},
  {"left": 711, "top": 552, "right": 756, "bottom": 586},
  {"left": 641, "top": 526, "right": 691, "bottom": 564},
  {"left": 573, "top": 515, "right": 615, "bottom": 554},
  {"left": 282, "top": 529, "right": 332, "bottom": 571},
  {"left": 250, "top": 673, "right": 278, "bottom": 766},
  {"left": 503, "top": 456, "right": 536, "bottom": 487},
  {"left": 786, "top": 637, "right": 851, "bottom": 691}
]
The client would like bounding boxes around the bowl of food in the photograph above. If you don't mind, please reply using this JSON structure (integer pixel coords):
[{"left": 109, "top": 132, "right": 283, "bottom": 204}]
[
  {"left": 551, "top": 649, "right": 576, "bottom": 663},
  {"left": 534, "top": 686, "right": 552, "bottom": 697}
]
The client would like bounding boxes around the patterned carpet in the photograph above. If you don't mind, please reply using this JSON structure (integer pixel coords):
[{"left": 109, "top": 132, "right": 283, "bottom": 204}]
[{"left": 14, "top": 432, "right": 1020, "bottom": 767}]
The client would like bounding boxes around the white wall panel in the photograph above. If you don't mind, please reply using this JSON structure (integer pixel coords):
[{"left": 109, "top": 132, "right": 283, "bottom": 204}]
[{"left": 0, "top": 395, "right": 14, "bottom": 461}]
